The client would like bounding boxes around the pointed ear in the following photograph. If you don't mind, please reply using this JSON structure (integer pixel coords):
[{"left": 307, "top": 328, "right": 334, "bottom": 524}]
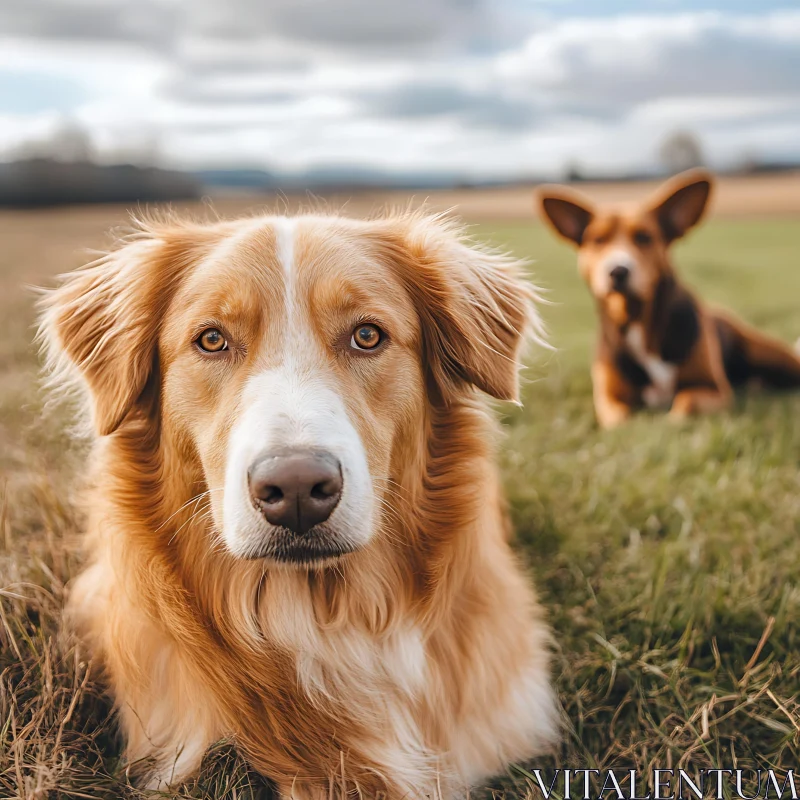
[
  {"left": 385, "top": 215, "right": 544, "bottom": 403},
  {"left": 648, "top": 168, "right": 713, "bottom": 243},
  {"left": 536, "top": 185, "right": 595, "bottom": 246},
  {"left": 38, "top": 221, "right": 207, "bottom": 435}
]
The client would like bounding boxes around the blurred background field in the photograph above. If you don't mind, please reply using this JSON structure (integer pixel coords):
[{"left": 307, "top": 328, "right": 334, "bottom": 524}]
[
  {"left": 1, "top": 179, "right": 800, "bottom": 797},
  {"left": 3, "top": 0, "right": 800, "bottom": 796}
]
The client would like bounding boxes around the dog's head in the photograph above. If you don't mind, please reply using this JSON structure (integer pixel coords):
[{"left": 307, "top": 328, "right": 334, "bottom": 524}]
[
  {"left": 40, "top": 212, "right": 539, "bottom": 566},
  {"left": 536, "top": 169, "right": 712, "bottom": 325}
]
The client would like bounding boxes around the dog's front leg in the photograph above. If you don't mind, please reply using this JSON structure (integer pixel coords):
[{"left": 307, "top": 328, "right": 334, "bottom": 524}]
[
  {"left": 99, "top": 603, "right": 219, "bottom": 788},
  {"left": 669, "top": 386, "right": 731, "bottom": 419},
  {"left": 592, "top": 361, "right": 634, "bottom": 428},
  {"left": 595, "top": 396, "right": 633, "bottom": 429},
  {"left": 120, "top": 652, "right": 220, "bottom": 790}
]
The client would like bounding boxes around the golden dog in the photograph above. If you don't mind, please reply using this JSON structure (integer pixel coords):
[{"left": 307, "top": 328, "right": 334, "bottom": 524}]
[{"left": 40, "top": 211, "right": 558, "bottom": 797}]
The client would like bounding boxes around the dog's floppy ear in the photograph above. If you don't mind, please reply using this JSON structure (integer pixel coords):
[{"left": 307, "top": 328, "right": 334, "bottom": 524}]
[
  {"left": 647, "top": 168, "right": 713, "bottom": 243},
  {"left": 39, "top": 221, "right": 204, "bottom": 436},
  {"left": 387, "top": 214, "right": 543, "bottom": 403},
  {"left": 536, "top": 185, "right": 595, "bottom": 246}
]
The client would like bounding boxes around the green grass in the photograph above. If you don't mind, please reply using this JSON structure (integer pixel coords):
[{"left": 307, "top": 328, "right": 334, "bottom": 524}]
[{"left": 2, "top": 211, "right": 800, "bottom": 798}]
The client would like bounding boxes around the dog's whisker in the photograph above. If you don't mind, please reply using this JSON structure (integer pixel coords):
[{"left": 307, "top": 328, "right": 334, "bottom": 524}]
[
  {"left": 156, "top": 487, "right": 223, "bottom": 533},
  {"left": 167, "top": 501, "right": 218, "bottom": 546},
  {"left": 371, "top": 482, "right": 414, "bottom": 512},
  {"left": 377, "top": 486, "right": 412, "bottom": 508},
  {"left": 371, "top": 476, "right": 411, "bottom": 496},
  {"left": 374, "top": 500, "right": 409, "bottom": 545}
]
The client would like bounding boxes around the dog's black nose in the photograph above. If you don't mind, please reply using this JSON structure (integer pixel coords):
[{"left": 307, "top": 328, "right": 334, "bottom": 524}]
[
  {"left": 609, "top": 265, "right": 630, "bottom": 286},
  {"left": 249, "top": 450, "right": 343, "bottom": 534}
]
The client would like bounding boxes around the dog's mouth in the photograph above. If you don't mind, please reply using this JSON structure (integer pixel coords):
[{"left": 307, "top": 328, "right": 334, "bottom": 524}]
[
  {"left": 243, "top": 522, "right": 359, "bottom": 565},
  {"left": 603, "top": 288, "right": 645, "bottom": 320},
  {"left": 606, "top": 282, "right": 636, "bottom": 298}
]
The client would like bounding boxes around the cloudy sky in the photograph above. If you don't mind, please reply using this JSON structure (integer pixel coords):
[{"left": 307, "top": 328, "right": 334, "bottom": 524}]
[{"left": 1, "top": 0, "right": 799, "bottom": 179}]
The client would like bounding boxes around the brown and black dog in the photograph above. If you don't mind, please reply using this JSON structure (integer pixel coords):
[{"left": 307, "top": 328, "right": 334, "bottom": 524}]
[{"left": 537, "top": 169, "right": 800, "bottom": 428}]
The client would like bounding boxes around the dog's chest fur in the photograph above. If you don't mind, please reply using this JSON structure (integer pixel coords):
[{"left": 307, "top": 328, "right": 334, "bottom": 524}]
[
  {"left": 624, "top": 323, "right": 677, "bottom": 407},
  {"left": 253, "top": 570, "right": 555, "bottom": 794},
  {"left": 612, "top": 280, "right": 702, "bottom": 408}
]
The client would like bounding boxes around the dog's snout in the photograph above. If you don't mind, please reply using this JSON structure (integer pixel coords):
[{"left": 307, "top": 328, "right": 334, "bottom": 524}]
[
  {"left": 609, "top": 264, "right": 630, "bottom": 287},
  {"left": 248, "top": 450, "right": 343, "bottom": 534}
]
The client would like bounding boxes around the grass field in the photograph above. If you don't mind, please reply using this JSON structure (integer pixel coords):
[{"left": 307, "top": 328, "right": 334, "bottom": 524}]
[{"left": 1, "top": 201, "right": 800, "bottom": 798}]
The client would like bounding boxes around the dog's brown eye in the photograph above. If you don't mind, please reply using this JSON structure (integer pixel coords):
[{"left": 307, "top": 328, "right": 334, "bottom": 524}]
[
  {"left": 351, "top": 324, "right": 382, "bottom": 351},
  {"left": 197, "top": 328, "right": 228, "bottom": 353},
  {"left": 634, "top": 229, "right": 653, "bottom": 247}
]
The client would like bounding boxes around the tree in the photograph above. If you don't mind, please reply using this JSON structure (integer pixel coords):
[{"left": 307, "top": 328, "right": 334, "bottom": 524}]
[
  {"left": 659, "top": 131, "right": 705, "bottom": 174},
  {"left": 49, "top": 120, "right": 95, "bottom": 163},
  {"left": 12, "top": 119, "right": 95, "bottom": 163},
  {"left": 564, "top": 160, "right": 586, "bottom": 183}
]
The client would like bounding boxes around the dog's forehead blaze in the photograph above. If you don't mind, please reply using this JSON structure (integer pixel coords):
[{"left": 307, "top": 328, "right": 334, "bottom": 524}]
[
  {"left": 584, "top": 212, "right": 620, "bottom": 243},
  {"left": 288, "top": 219, "right": 423, "bottom": 455},
  {"left": 620, "top": 209, "right": 661, "bottom": 238},
  {"left": 162, "top": 217, "right": 420, "bottom": 354},
  {"left": 291, "top": 220, "right": 419, "bottom": 348},
  {"left": 584, "top": 207, "right": 662, "bottom": 246}
]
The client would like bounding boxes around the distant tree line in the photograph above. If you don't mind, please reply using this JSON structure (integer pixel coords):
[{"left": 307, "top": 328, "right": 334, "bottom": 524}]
[{"left": 0, "top": 159, "right": 201, "bottom": 208}]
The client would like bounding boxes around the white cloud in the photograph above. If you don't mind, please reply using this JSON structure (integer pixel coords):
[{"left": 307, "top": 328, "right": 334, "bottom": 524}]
[
  {"left": 495, "top": 11, "right": 800, "bottom": 106},
  {"left": 0, "top": 4, "right": 798, "bottom": 176}
]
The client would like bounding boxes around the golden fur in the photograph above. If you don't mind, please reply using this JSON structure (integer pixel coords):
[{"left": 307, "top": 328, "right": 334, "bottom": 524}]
[
  {"left": 537, "top": 169, "right": 800, "bottom": 428},
  {"left": 39, "top": 210, "right": 558, "bottom": 797}
]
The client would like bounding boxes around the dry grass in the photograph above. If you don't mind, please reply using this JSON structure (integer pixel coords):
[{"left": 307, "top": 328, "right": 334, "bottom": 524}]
[{"left": 1, "top": 194, "right": 800, "bottom": 798}]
